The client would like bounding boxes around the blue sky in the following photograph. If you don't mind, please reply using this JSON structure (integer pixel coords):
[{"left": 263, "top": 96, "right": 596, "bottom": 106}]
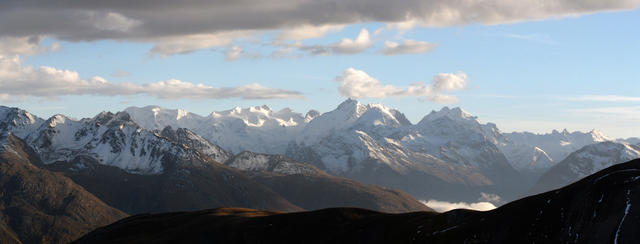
[{"left": 0, "top": 1, "right": 638, "bottom": 138}]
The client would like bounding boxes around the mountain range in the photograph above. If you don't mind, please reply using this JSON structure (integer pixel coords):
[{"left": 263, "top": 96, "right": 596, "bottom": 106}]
[
  {"left": 124, "top": 99, "right": 633, "bottom": 203},
  {"left": 1, "top": 101, "right": 639, "bottom": 243}
]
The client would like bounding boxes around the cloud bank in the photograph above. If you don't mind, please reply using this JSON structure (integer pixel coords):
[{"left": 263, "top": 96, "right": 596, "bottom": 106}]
[
  {"left": 422, "top": 200, "right": 497, "bottom": 212},
  {"left": 336, "top": 68, "right": 468, "bottom": 103},
  {"left": 1, "top": 0, "right": 637, "bottom": 55},
  {"left": 0, "top": 55, "right": 303, "bottom": 101}
]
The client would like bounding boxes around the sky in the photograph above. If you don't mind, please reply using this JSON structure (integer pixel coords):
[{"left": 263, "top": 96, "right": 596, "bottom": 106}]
[{"left": 0, "top": 0, "right": 639, "bottom": 138}]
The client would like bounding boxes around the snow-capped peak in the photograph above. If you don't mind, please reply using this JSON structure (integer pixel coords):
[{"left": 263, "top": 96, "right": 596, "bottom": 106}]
[
  {"left": 418, "top": 106, "right": 476, "bottom": 124},
  {"left": 0, "top": 106, "right": 44, "bottom": 138},
  {"left": 335, "top": 98, "right": 367, "bottom": 119},
  {"left": 46, "top": 114, "right": 69, "bottom": 128},
  {"left": 589, "top": 129, "right": 611, "bottom": 142}
]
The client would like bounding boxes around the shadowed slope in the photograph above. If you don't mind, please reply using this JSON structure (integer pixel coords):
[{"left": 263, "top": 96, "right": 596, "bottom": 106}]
[{"left": 77, "top": 159, "right": 640, "bottom": 243}]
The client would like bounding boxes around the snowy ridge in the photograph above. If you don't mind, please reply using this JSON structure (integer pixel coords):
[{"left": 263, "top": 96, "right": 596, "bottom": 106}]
[
  {"left": 126, "top": 105, "right": 307, "bottom": 154},
  {"left": 0, "top": 110, "right": 218, "bottom": 174},
  {"left": 0, "top": 106, "right": 44, "bottom": 138},
  {"left": 159, "top": 126, "right": 232, "bottom": 163},
  {"left": 567, "top": 141, "right": 640, "bottom": 179},
  {"left": 125, "top": 100, "right": 522, "bottom": 190}
]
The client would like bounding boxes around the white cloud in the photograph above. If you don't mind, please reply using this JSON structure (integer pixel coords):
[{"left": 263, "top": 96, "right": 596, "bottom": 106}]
[
  {"left": 277, "top": 24, "right": 345, "bottom": 41},
  {"left": 0, "top": 55, "right": 303, "bottom": 100},
  {"left": 381, "top": 40, "right": 438, "bottom": 55},
  {"left": 421, "top": 200, "right": 496, "bottom": 212},
  {"left": 336, "top": 68, "right": 468, "bottom": 103},
  {"left": 291, "top": 28, "right": 373, "bottom": 56},
  {"left": 330, "top": 28, "right": 373, "bottom": 54}
]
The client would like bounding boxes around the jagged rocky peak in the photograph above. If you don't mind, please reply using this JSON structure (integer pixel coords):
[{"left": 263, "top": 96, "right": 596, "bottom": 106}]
[
  {"left": 355, "top": 103, "right": 411, "bottom": 128},
  {"left": 159, "top": 125, "right": 231, "bottom": 163},
  {"left": 0, "top": 106, "right": 40, "bottom": 125},
  {"left": 335, "top": 98, "right": 367, "bottom": 118},
  {"left": 305, "top": 109, "right": 320, "bottom": 122},
  {"left": 0, "top": 106, "right": 43, "bottom": 138},
  {"left": 90, "top": 111, "right": 137, "bottom": 128}
]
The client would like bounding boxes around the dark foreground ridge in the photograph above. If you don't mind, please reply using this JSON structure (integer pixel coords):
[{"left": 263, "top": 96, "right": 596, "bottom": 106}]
[{"left": 77, "top": 159, "right": 640, "bottom": 243}]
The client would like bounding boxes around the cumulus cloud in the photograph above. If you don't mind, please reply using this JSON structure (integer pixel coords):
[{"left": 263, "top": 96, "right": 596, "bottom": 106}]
[
  {"left": 381, "top": 40, "right": 438, "bottom": 55},
  {"left": 336, "top": 68, "right": 468, "bottom": 103},
  {"left": 0, "top": 55, "right": 303, "bottom": 100},
  {"left": 421, "top": 200, "right": 496, "bottom": 212},
  {"left": 294, "top": 28, "right": 373, "bottom": 56},
  {"left": 330, "top": 29, "right": 373, "bottom": 54}
]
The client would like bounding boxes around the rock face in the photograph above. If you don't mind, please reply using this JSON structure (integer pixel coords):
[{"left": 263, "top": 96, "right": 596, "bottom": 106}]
[
  {"left": 530, "top": 141, "right": 640, "bottom": 194},
  {"left": 0, "top": 133, "right": 127, "bottom": 244},
  {"left": 76, "top": 158, "right": 640, "bottom": 244}
]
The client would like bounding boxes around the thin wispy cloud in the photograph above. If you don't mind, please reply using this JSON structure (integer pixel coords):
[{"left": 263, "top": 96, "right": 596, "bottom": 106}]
[
  {"left": 335, "top": 68, "right": 468, "bottom": 103},
  {"left": 570, "top": 106, "right": 640, "bottom": 121},
  {"left": 0, "top": 55, "right": 303, "bottom": 101},
  {"left": 381, "top": 40, "right": 438, "bottom": 55},
  {"left": 567, "top": 95, "right": 640, "bottom": 102}
]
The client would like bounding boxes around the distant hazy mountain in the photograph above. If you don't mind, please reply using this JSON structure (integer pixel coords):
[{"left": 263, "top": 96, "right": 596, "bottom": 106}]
[
  {"left": 501, "top": 129, "right": 613, "bottom": 169},
  {"left": 77, "top": 158, "right": 640, "bottom": 244},
  {"left": 621, "top": 137, "right": 640, "bottom": 145},
  {"left": 0, "top": 133, "right": 127, "bottom": 244},
  {"left": 530, "top": 141, "right": 640, "bottom": 194}
]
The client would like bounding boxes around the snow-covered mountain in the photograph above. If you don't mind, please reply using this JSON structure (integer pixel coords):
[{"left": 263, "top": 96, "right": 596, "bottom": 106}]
[
  {"left": 120, "top": 100, "right": 567, "bottom": 202},
  {"left": 0, "top": 105, "right": 433, "bottom": 214},
  {"left": 530, "top": 141, "right": 640, "bottom": 194},
  {"left": 2, "top": 108, "right": 214, "bottom": 174},
  {"left": 0, "top": 106, "right": 44, "bottom": 138},
  {"left": 125, "top": 105, "right": 309, "bottom": 154},
  {"left": 500, "top": 129, "right": 613, "bottom": 171},
  {"left": 5, "top": 101, "right": 631, "bottom": 203},
  {"left": 284, "top": 100, "right": 524, "bottom": 202}
]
